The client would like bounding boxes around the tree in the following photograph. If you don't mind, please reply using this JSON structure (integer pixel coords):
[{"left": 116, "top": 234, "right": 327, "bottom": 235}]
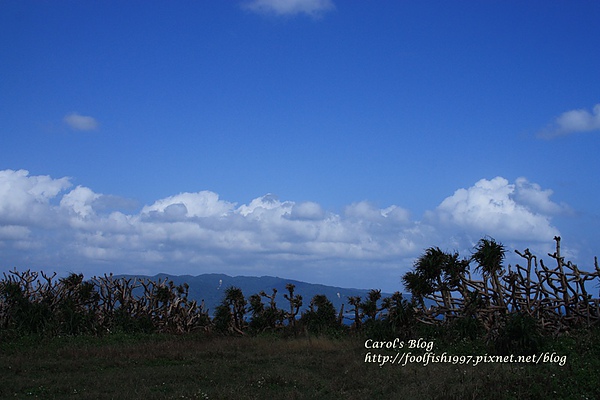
[
  {"left": 214, "top": 286, "right": 247, "bottom": 334},
  {"left": 402, "top": 271, "right": 433, "bottom": 309},
  {"left": 360, "top": 289, "right": 383, "bottom": 321},
  {"left": 248, "top": 289, "right": 285, "bottom": 332},
  {"left": 381, "top": 291, "right": 416, "bottom": 338},
  {"left": 301, "top": 294, "right": 338, "bottom": 334},
  {"left": 347, "top": 296, "right": 363, "bottom": 330},
  {"left": 403, "top": 247, "right": 470, "bottom": 316},
  {"left": 442, "top": 252, "right": 470, "bottom": 300},
  {"left": 472, "top": 237, "right": 507, "bottom": 309},
  {"left": 283, "top": 284, "right": 302, "bottom": 332}
]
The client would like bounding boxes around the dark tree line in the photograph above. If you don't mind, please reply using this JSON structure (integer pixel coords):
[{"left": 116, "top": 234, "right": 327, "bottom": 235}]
[
  {"left": 1, "top": 237, "right": 598, "bottom": 352},
  {"left": 0, "top": 269, "right": 414, "bottom": 340}
]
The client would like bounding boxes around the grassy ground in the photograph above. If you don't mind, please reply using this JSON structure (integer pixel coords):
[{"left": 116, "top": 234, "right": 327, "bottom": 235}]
[{"left": 1, "top": 329, "right": 599, "bottom": 400}]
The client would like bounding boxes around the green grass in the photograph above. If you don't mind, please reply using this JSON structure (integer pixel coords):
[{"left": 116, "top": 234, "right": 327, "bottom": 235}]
[{"left": 1, "top": 329, "right": 599, "bottom": 399}]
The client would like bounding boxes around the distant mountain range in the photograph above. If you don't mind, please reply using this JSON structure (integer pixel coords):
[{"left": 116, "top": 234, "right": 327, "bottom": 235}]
[{"left": 115, "top": 273, "right": 400, "bottom": 317}]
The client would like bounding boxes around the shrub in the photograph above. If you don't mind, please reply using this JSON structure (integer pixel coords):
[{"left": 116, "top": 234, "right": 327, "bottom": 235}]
[
  {"left": 361, "top": 318, "right": 396, "bottom": 341},
  {"left": 301, "top": 294, "right": 341, "bottom": 336},
  {"left": 492, "top": 312, "right": 545, "bottom": 355},
  {"left": 0, "top": 281, "right": 54, "bottom": 336},
  {"left": 112, "top": 307, "right": 155, "bottom": 334}
]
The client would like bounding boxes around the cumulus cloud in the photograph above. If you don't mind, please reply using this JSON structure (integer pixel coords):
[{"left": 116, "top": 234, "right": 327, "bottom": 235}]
[
  {"left": 142, "top": 191, "right": 235, "bottom": 219},
  {"left": 538, "top": 103, "right": 600, "bottom": 138},
  {"left": 0, "top": 170, "right": 576, "bottom": 291},
  {"left": 64, "top": 112, "right": 99, "bottom": 131},
  {"left": 429, "top": 177, "right": 563, "bottom": 241},
  {"left": 60, "top": 186, "right": 101, "bottom": 219},
  {"left": 0, "top": 169, "right": 71, "bottom": 226},
  {"left": 237, "top": 193, "right": 291, "bottom": 217},
  {"left": 513, "top": 177, "right": 571, "bottom": 215},
  {"left": 242, "top": 0, "right": 335, "bottom": 17}
]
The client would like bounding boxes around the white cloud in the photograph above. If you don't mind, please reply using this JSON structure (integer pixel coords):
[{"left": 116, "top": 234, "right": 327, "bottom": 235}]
[
  {"left": 513, "top": 177, "right": 571, "bottom": 215},
  {"left": 60, "top": 186, "right": 101, "bottom": 219},
  {"left": 236, "top": 193, "right": 291, "bottom": 217},
  {"left": 0, "top": 170, "right": 578, "bottom": 291},
  {"left": 539, "top": 103, "right": 600, "bottom": 138},
  {"left": 0, "top": 169, "right": 71, "bottom": 226},
  {"left": 64, "top": 112, "right": 99, "bottom": 131},
  {"left": 430, "top": 176, "right": 561, "bottom": 241},
  {"left": 142, "top": 191, "right": 235, "bottom": 219},
  {"left": 243, "top": 0, "right": 335, "bottom": 17}
]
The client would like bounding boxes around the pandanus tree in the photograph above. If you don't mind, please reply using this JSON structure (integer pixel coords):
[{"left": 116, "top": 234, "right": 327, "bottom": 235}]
[
  {"left": 283, "top": 283, "right": 302, "bottom": 331},
  {"left": 402, "top": 270, "right": 433, "bottom": 309},
  {"left": 301, "top": 294, "right": 338, "bottom": 334},
  {"left": 226, "top": 286, "right": 247, "bottom": 332},
  {"left": 381, "top": 292, "right": 416, "bottom": 337},
  {"left": 442, "top": 251, "right": 471, "bottom": 301},
  {"left": 248, "top": 293, "right": 266, "bottom": 331},
  {"left": 472, "top": 237, "right": 507, "bottom": 309},
  {"left": 214, "top": 286, "right": 247, "bottom": 334},
  {"left": 347, "top": 296, "right": 363, "bottom": 330},
  {"left": 402, "top": 247, "right": 471, "bottom": 317},
  {"left": 360, "top": 289, "right": 384, "bottom": 321},
  {"left": 403, "top": 247, "right": 452, "bottom": 312},
  {"left": 248, "top": 289, "right": 285, "bottom": 332}
]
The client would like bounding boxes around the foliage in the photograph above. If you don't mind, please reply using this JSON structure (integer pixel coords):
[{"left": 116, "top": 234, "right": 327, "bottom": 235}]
[
  {"left": 445, "top": 316, "right": 485, "bottom": 343},
  {"left": 0, "top": 271, "right": 210, "bottom": 338},
  {"left": 300, "top": 294, "right": 342, "bottom": 336},
  {"left": 360, "top": 289, "right": 383, "bottom": 321},
  {"left": 213, "top": 302, "right": 233, "bottom": 334},
  {"left": 212, "top": 286, "right": 247, "bottom": 334},
  {"left": 382, "top": 291, "right": 418, "bottom": 339},
  {"left": 472, "top": 237, "right": 506, "bottom": 277},
  {"left": 0, "top": 272, "right": 100, "bottom": 337},
  {"left": 492, "top": 312, "right": 545, "bottom": 356},
  {"left": 112, "top": 307, "right": 155, "bottom": 334},
  {"left": 248, "top": 290, "right": 286, "bottom": 333}
]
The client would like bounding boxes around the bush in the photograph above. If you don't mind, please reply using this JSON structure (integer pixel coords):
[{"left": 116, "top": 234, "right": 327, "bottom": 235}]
[
  {"left": 446, "top": 316, "right": 485, "bottom": 342},
  {"left": 492, "top": 312, "right": 545, "bottom": 355},
  {"left": 213, "top": 303, "right": 233, "bottom": 334},
  {"left": 300, "top": 294, "right": 340, "bottom": 336},
  {"left": 361, "top": 318, "right": 396, "bottom": 341},
  {"left": 0, "top": 281, "right": 54, "bottom": 335},
  {"left": 248, "top": 293, "right": 285, "bottom": 333},
  {"left": 383, "top": 292, "right": 418, "bottom": 339},
  {"left": 112, "top": 307, "right": 155, "bottom": 334}
]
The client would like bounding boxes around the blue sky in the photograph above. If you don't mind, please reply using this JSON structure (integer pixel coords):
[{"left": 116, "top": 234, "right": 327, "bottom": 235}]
[{"left": 1, "top": 0, "right": 599, "bottom": 293}]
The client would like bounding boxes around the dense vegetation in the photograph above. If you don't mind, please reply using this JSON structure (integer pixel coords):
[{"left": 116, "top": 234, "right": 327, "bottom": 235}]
[{"left": 1, "top": 236, "right": 599, "bottom": 398}]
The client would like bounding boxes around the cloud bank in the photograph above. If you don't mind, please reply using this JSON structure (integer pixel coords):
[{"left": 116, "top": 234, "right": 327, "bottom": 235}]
[
  {"left": 64, "top": 112, "right": 99, "bottom": 131},
  {"left": 0, "top": 169, "right": 571, "bottom": 290},
  {"left": 539, "top": 103, "right": 600, "bottom": 138},
  {"left": 243, "top": 0, "right": 335, "bottom": 17}
]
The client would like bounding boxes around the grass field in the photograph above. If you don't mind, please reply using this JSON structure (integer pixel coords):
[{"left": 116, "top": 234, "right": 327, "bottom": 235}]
[{"left": 1, "top": 329, "right": 599, "bottom": 400}]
